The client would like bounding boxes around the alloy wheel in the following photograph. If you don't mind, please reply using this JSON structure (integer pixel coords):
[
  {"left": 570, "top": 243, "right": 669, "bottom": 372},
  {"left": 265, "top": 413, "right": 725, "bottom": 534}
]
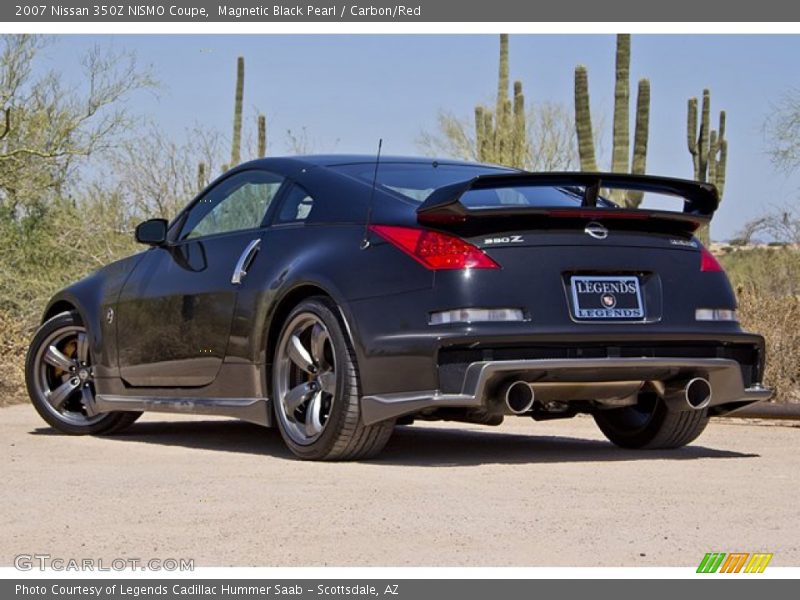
[
  {"left": 275, "top": 313, "right": 337, "bottom": 445},
  {"left": 31, "top": 324, "right": 103, "bottom": 426}
]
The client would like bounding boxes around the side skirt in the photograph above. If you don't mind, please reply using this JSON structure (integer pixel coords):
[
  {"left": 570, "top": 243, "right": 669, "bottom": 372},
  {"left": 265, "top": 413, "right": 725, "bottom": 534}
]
[{"left": 91, "top": 395, "right": 272, "bottom": 427}]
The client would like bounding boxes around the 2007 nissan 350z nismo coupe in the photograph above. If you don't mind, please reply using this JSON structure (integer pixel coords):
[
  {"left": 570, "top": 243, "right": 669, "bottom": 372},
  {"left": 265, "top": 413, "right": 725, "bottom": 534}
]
[{"left": 25, "top": 156, "right": 772, "bottom": 460}]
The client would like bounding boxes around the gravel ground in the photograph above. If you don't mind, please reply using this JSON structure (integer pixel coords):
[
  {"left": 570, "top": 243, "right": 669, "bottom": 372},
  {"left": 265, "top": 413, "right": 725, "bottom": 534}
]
[{"left": 2, "top": 404, "right": 798, "bottom": 567}]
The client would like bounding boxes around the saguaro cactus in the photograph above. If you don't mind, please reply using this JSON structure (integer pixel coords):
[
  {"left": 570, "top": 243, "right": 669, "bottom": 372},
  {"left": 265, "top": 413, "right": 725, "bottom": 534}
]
[
  {"left": 574, "top": 65, "right": 598, "bottom": 172},
  {"left": 573, "top": 34, "right": 650, "bottom": 207},
  {"left": 687, "top": 89, "right": 727, "bottom": 242},
  {"left": 687, "top": 90, "right": 727, "bottom": 195},
  {"left": 611, "top": 34, "right": 631, "bottom": 174},
  {"left": 473, "top": 34, "right": 529, "bottom": 168},
  {"left": 230, "top": 56, "right": 245, "bottom": 167},
  {"left": 474, "top": 106, "right": 488, "bottom": 161},
  {"left": 511, "top": 81, "right": 527, "bottom": 167},
  {"left": 257, "top": 114, "right": 266, "bottom": 158},
  {"left": 625, "top": 79, "right": 651, "bottom": 207},
  {"left": 496, "top": 34, "right": 509, "bottom": 119}
]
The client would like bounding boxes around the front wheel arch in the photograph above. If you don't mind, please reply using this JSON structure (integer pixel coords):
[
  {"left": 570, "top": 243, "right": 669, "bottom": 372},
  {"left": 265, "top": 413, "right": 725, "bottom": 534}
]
[{"left": 42, "top": 299, "right": 79, "bottom": 324}]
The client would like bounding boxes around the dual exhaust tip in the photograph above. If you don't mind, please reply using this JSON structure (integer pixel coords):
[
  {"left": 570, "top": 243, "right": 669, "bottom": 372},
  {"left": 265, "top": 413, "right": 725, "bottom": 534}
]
[
  {"left": 672, "top": 377, "right": 713, "bottom": 411},
  {"left": 501, "top": 376, "right": 712, "bottom": 415},
  {"left": 502, "top": 381, "right": 536, "bottom": 415}
]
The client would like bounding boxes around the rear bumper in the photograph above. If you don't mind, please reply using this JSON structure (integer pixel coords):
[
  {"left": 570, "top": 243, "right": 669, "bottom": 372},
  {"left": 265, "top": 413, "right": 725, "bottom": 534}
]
[
  {"left": 360, "top": 357, "right": 772, "bottom": 425},
  {"left": 346, "top": 287, "right": 766, "bottom": 397}
]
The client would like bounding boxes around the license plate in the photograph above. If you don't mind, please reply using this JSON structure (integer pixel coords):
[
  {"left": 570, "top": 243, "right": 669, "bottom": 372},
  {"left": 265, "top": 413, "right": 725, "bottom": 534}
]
[{"left": 570, "top": 275, "right": 644, "bottom": 320}]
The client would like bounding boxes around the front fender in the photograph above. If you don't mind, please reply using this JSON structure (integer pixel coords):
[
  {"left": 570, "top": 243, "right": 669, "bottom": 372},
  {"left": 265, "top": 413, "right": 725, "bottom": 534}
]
[{"left": 42, "top": 253, "right": 144, "bottom": 379}]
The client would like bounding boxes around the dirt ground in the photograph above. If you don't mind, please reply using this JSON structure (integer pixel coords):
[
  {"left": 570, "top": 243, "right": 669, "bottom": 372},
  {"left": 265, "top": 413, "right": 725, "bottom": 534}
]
[{"left": 2, "top": 404, "right": 798, "bottom": 567}]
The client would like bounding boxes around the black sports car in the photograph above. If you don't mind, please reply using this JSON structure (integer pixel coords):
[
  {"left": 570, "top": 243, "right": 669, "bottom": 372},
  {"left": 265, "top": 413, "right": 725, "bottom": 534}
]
[{"left": 25, "top": 156, "right": 771, "bottom": 460}]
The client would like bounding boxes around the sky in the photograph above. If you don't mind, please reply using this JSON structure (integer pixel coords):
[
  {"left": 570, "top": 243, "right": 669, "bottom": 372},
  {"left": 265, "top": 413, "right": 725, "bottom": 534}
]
[{"left": 43, "top": 34, "right": 800, "bottom": 241}]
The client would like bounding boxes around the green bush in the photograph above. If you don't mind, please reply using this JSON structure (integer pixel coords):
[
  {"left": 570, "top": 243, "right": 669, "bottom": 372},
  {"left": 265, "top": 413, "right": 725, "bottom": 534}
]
[{"left": 0, "top": 199, "right": 139, "bottom": 406}]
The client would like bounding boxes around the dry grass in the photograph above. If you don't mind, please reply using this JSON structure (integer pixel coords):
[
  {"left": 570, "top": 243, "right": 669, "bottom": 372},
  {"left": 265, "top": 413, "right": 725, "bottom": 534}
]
[
  {"left": 736, "top": 286, "right": 800, "bottom": 403},
  {"left": 720, "top": 247, "right": 800, "bottom": 402},
  {"left": 0, "top": 310, "right": 31, "bottom": 407}
]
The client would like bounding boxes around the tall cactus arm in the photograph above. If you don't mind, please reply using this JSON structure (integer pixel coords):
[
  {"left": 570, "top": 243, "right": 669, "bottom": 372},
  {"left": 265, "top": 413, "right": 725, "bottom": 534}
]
[
  {"left": 698, "top": 89, "right": 711, "bottom": 182},
  {"left": 257, "top": 114, "right": 266, "bottom": 158},
  {"left": 482, "top": 110, "right": 494, "bottom": 162},
  {"left": 493, "top": 34, "right": 511, "bottom": 161},
  {"left": 497, "top": 98, "right": 512, "bottom": 165},
  {"left": 475, "top": 106, "right": 487, "bottom": 162},
  {"left": 230, "top": 56, "right": 245, "bottom": 167},
  {"left": 512, "top": 80, "right": 526, "bottom": 168},
  {"left": 686, "top": 99, "right": 698, "bottom": 152},
  {"left": 707, "top": 130, "right": 719, "bottom": 186},
  {"left": 611, "top": 34, "right": 631, "bottom": 174},
  {"left": 687, "top": 98, "right": 699, "bottom": 179},
  {"left": 625, "top": 79, "right": 651, "bottom": 208},
  {"left": 574, "top": 65, "right": 598, "bottom": 172},
  {"left": 496, "top": 34, "right": 509, "bottom": 122},
  {"left": 631, "top": 78, "right": 650, "bottom": 175},
  {"left": 716, "top": 138, "right": 727, "bottom": 198}
]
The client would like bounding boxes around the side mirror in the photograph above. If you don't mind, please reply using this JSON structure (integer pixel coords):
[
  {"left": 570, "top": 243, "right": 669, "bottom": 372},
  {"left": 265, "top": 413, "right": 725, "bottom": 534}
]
[{"left": 135, "top": 218, "right": 168, "bottom": 246}]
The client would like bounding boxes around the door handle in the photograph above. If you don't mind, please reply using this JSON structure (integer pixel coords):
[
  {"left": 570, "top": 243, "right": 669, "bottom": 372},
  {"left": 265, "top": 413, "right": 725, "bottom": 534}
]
[{"left": 231, "top": 238, "right": 261, "bottom": 284}]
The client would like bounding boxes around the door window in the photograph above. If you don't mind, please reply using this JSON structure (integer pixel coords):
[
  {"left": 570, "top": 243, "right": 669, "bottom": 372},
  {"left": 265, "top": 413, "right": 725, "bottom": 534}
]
[{"left": 180, "top": 171, "right": 284, "bottom": 240}]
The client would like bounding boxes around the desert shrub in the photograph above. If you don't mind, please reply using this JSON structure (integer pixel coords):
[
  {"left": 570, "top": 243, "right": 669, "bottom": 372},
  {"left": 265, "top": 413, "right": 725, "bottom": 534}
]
[
  {"left": 721, "top": 248, "right": 800, "bottom": 402},
  {"left": 0, "top": 198, "right": 139, "bottom": 406},
  {"left": 736, "top": 285, "right": 800, "bottom": 402},
  {"left": 719, "top": 247, "right": 800, "bottom": 297},
  {"left": 0, "top": 310, "right": 30, "bottom": 407}
]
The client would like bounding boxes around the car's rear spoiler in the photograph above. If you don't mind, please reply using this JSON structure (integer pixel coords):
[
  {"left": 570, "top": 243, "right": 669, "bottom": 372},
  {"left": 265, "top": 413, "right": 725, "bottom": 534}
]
[{"left": 416, "top": 172, "right": 719, "bottom": 229}]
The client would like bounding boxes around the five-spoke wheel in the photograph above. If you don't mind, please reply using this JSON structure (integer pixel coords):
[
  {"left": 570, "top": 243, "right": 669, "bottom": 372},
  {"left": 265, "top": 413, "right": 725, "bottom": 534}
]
[
  {"left": 275, "top": 313, "right": 337, "bottom": 444},
  {"left": 272, "top": 298, "right": 394, "bottom": 460},
  {"left": 26, "top": 311, "right": 141, "bottom": 435},
  {"left": 30, "top": 322, "right": 102, "bottom": 427}
]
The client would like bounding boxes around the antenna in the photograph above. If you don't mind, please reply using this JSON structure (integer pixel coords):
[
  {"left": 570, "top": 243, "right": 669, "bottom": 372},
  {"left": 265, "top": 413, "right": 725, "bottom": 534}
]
[{"left": 361, "top": 138, "right": 383, "bottom": 250}]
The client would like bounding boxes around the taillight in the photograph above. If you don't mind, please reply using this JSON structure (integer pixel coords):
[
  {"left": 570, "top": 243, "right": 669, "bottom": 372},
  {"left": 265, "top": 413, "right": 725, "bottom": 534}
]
[
  {"left": 700, "top": 246, "right": 724, "bottom": 272},
  {"left": 369, "top": 225, "right": 499, "bottom": 270}
]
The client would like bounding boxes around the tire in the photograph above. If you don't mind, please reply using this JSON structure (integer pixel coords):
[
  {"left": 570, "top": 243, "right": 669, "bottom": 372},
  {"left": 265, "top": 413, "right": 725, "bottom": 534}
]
[
  {"left": 593, "top": 392, "right": 709, "bottom": 449},
  {"left": 25, "top": 311, "right": 142, "bottom": 436},
  {"left": 271, "top": 297, "right": 394, "bottom": 460}
]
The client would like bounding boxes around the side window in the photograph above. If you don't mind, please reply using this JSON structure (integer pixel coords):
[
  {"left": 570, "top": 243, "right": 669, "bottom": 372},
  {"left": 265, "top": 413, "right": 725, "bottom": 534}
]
[
  {"left": 179, "top": 171, "right": 284, "bottom": 240},
  {"left": 275, "top": 184, "right": 316, "bottom": 224}
]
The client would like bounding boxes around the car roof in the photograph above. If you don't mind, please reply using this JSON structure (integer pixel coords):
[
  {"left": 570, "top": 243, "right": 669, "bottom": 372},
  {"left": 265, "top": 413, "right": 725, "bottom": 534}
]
[{"left": 240, "top": 154, "right": 515, "bottom": 170}]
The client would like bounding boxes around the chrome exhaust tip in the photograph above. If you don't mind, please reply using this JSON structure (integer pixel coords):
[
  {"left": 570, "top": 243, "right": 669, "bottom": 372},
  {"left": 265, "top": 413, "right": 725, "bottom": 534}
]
[
  {"left": 504, "top": 381, "right": 535, "bottom": 415},
  {"left": 663, "top": 377, "right": 712, "bottom": 411},
  {"left": 685, "top": 377, "right": 712, "bottom": 410}
]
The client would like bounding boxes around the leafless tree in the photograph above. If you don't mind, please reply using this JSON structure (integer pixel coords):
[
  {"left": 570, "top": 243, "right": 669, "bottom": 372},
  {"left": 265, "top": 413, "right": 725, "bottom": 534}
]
[
  {"left": 734, "top": 216, "right": 769, "bottom": 244},
  {"left": 111, "top": 123, "right": 226, "bottom": 221},
  {"left": 0, "top": 35, "right": 156, "bottom": 215},
  {"left": 764, "top": 89, "right": 800, "bottom": 173}
]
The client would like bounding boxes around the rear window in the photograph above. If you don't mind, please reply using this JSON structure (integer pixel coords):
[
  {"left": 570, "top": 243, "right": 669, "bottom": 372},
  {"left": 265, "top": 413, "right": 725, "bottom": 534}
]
[
  {"left": 331, "top": 162, "right": 510, "bottom": 202},
  {"left": 459, "top": 187, "right": 691, "bottom": 211},
  {"left": 461, "top": 186, "right": 587, "bottom": 209},
  {"left": 331, "top": 162, "right": 609, "bottom": 208}
]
